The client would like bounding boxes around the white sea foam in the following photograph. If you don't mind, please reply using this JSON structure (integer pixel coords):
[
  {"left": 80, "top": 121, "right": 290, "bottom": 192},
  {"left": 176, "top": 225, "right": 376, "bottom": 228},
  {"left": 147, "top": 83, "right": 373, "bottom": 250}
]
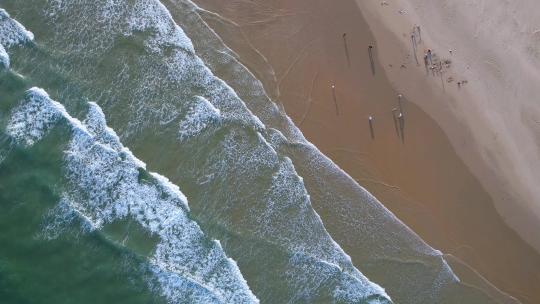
[
  {"left": 178, "top": 96, "right": 221, "bottom": 141},
  {"left": 266, "top": 158, "right": 389, "bottom": 300},
  {"left": 15, "top": 1, "right": 392, "bottom": 302},
  {"left": 0, "top": 43, "right": 8, "bottom": 68},
  {"left": 8, "top": 87, "right": 258, "bottom": 304},
  {"left": 41, "top": 197, "right": 97, "bottom": 240},
  {"left": 211, "top": 127, "right": 392, "bottom": 302},
  {"left": 6, "top": 88, "right": 74, "bottom": 146},
  {"left": 174, "top": 1, "right": 476, "bottom": 300},
  {"left": 125, "top": 0, "right": 194, "bottom": 54},
  {"left": 0, "top": 8, "right": 34, "bottom": 47},
  {"left": 138, "top": 7, "right": 376, "bottom": 285},
  {"left": 42, "top": 0, "right": 264, "bottom": 138}
]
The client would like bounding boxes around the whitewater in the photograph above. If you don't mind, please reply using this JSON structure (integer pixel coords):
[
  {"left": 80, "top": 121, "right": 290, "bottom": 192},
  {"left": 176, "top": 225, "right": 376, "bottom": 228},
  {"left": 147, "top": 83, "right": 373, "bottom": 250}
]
[{"left": 0, "top": 3, "right": 392, "bottom": 303}]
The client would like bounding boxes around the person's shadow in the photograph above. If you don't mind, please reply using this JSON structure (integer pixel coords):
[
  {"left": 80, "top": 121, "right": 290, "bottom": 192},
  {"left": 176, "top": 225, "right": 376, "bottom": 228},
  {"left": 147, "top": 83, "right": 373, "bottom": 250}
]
[{"left": 368, "top": 45, "right": 375, "bottom": 76}]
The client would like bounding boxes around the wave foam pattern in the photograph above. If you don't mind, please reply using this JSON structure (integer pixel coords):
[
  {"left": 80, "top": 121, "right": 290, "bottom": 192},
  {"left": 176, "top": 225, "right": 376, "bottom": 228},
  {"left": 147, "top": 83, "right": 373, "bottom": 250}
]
[
  {"left": 7, "top": 87, "right": 259, "bottom": 304},
  {"left": 0, "top": 8, "right": 34, "bottom": 69},
  {"left": 42, "top": 0, "right": 263, "bottom": 138},
  {"left": 0, "top": 44, "right": 8, "bottom": 68},
  {"left": 2, "top": 1, "right": 393, "bottom": 302},
  {"left": 0, "top": 8, "right": 33, "bottom": 48},
  {"left": 7, "top": 87, "right": 68, "bottom": 146},
  {"left": 162, "top": 1, "right": 501, "bottom": 303},
  {"left": 178, "top": 95, "right": 221, "bottom": 141}
]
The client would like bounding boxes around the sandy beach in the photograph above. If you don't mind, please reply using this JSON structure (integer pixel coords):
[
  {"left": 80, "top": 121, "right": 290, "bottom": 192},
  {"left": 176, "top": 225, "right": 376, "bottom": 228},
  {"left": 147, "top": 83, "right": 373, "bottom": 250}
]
[
  {"left": 356, "top": 0, "right": 540, "bottom": 254},
  {"left": 189, "top": 0, "right": 540, "bottom": 302}
]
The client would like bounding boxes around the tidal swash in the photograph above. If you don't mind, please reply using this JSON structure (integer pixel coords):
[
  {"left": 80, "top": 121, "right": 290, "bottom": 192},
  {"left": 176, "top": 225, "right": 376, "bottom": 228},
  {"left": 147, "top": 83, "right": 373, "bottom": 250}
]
[{"left": 0, "top": 1, "right": 505, "bottom": 303}]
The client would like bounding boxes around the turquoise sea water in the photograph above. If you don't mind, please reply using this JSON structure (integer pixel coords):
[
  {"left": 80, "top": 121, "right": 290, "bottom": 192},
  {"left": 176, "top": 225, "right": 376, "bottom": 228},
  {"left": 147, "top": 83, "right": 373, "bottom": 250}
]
[{"left": 0, "top": 1, "right": 507, "bottom": 303}]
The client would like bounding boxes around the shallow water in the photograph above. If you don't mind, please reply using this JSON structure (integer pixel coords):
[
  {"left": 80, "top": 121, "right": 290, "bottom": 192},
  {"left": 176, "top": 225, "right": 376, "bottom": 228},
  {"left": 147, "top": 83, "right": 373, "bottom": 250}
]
[{"left": 0, "top": 1, "right": 510, "bottom": 303}]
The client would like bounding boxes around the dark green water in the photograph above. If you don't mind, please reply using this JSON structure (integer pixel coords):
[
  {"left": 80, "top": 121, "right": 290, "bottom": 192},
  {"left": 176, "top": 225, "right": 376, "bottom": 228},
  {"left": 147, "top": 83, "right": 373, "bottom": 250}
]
[{"left": 0, "top": 96, "right": 164, "bottom": 304}]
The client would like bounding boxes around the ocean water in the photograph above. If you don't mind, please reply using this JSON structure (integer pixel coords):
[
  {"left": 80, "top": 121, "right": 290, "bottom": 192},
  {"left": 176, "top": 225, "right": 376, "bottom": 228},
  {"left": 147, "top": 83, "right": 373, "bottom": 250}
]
[{"left": 0, "top": 1, "right": 505, "bottom": 304}]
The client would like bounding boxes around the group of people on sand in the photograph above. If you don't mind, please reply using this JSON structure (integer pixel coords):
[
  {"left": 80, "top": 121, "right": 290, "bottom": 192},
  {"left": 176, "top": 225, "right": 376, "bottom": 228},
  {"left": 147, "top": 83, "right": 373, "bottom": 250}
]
[
  {"left": 413, "top": 25, "right": 467, "bottom": 89},
  {"left": 337, "top": 23, "right": 470, "bottom": 142}
]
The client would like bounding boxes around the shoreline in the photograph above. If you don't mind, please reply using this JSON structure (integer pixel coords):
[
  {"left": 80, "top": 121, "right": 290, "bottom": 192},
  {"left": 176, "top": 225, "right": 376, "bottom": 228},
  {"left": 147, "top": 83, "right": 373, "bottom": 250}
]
[{"left": 187, "top": 0, "right": 540, "bottom": 302}]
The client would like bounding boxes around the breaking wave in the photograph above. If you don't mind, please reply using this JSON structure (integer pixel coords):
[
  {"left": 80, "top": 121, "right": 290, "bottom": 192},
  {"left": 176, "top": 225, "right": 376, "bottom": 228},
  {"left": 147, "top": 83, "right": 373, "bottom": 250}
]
[
  {"left": 0, "top": 8, "right": 34, "bottom": 48},
  {"left": 0, "top": 1, "right": 393, "bottom": 302},
  {"left": 6, "top": 87, "right": 258, "bottom": 304}
]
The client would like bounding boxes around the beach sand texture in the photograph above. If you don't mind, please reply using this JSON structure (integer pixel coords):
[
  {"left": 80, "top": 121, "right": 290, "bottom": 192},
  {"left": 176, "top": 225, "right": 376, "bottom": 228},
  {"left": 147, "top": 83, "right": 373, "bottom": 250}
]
[
  {"left": 190, "top": 0, "right": 540, "bottom": 303},
  {"left": 358, "top": 0, "right": 540, "bottom": 256}
]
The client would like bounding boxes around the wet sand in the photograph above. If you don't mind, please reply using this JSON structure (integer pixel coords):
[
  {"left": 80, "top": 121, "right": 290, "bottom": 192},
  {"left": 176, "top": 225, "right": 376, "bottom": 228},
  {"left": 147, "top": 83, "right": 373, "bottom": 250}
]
[{"left": 190, "top": 0, "right": 540, "bottom": 302}]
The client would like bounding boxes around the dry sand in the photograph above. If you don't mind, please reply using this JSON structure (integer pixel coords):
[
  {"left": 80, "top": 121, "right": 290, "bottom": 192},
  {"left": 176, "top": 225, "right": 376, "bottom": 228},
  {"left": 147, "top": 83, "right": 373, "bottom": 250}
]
[
  {"left": 357, "top": 0, "right": 540, "bottom": 256},
  {"left": 189, "top": 0, "right": 540, "bottom": 302}
]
